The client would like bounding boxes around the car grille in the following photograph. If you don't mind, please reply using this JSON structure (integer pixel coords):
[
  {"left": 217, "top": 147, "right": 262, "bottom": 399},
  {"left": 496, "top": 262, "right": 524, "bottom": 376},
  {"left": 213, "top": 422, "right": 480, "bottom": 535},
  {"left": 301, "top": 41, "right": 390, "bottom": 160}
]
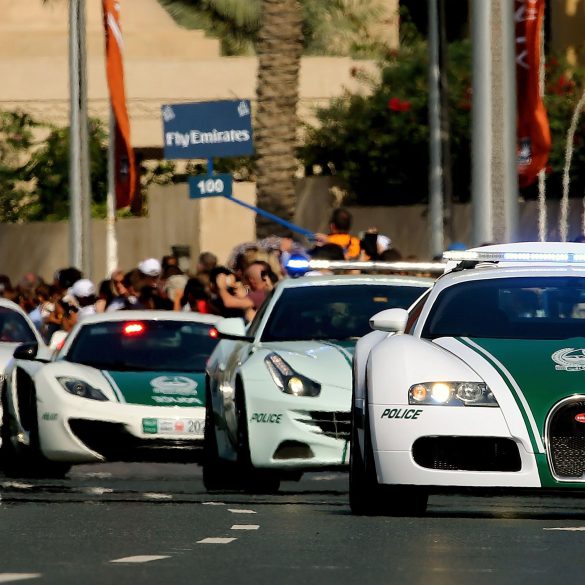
[
  {"left": 295, "top": 411, "right": 351, "bottom": 441},
  {"left": 548, "top": 399, "right": 585, "bottom": 479},
  {"left": 412, "top": 436, "right": 522, "bottom": 472},
  {"left": 68, "top": 419, "right": 202, "bottom": 463}
]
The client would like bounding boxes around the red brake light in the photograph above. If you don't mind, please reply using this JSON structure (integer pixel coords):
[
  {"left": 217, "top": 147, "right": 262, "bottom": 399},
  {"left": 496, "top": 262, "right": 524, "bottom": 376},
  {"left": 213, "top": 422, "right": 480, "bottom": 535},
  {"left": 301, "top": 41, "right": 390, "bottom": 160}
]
[
  {"left": 209, "top": 327, "right": 219, "bottom": 339},
  {"left": 123, "top": 322, "right": 145, "bottom": 336}
]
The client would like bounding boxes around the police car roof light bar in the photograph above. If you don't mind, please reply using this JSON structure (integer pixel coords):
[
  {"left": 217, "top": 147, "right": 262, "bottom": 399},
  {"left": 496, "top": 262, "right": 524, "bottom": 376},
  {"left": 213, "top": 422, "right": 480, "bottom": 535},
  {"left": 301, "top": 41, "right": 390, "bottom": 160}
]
[
  {"left": 443, "top": 250, "right": 585, "bottom": 263},
  {"left": 308, "top": 260, "right": 446, "bottom": 273}
]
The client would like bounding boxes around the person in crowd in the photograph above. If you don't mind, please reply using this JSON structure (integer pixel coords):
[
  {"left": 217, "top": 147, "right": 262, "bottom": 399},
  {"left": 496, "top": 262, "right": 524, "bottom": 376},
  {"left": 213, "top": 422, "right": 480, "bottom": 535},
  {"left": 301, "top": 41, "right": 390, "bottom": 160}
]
[
  {"left": 163, "top": 265, "right": 189, "bottom": 311},
  {"left": 95, "top": 269, "right": 126, "bottom": 312},
  {"left": 305, "top": 243, "right": 346, "bottom": 275},
  {"left": 315, "top": 208, "right": 361, "bottom": 260},
  {"left": 180, "top": 277, "right": 212, "bottom": 313},
  {"left": 244, "top": 261, "right": 276, "bottom": 310},
  {"left": 53, "top": 267, "right": 83, "bottom": 295},
  {"left": 209, "top": 266, "right": 255, "bottom": 321},
  {"left": 27, "top": 283, "right": 54, "bottom": 338},
  {"left": 194, "top": 251, "right": 218, "bottom": 302},
  {"left": 137, "top": 257, "right": 172, "bottom": 310},
  {"left": 0, "top": 275, "right": 16, "bottom": 301},
  {"left": 70, "top": 278, "right": 98, "bottom": 319},
  {"left": 48, "top": 298, "right": 79, "bottom": 352},
  {"left": 107, "top": 269, "right": 146, "bottom": 311}
]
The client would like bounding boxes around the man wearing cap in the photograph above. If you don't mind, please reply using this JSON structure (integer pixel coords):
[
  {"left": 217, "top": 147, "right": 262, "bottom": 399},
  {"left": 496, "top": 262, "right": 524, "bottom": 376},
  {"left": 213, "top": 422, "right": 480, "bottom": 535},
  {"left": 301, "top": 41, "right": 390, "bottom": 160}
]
[
  {"left": 71, "top": 278, "right": 98, "bottom": 319},
  {"left": 137, "top": 257, "right": 172, "bottom": 310}
]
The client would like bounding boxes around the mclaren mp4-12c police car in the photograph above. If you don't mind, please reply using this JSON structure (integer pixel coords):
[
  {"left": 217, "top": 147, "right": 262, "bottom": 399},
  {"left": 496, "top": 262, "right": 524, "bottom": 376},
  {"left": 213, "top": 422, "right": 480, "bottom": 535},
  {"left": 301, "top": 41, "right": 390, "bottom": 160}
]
[{"left": 1, "top": 311, "right": 220, "bottom": 477}]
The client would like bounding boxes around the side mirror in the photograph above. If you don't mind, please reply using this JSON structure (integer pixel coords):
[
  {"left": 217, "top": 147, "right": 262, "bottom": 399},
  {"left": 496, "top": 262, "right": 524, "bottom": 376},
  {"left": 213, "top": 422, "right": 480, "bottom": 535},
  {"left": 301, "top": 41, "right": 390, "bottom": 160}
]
[
  {"left": 14, "top": 342, "right": 39, "bottom": 361},
  {"left": 369, "top": 308, "right": 408, "bottom": 334},
  {"left": 216, "top": 318, "right": 254, "bottom": 342}
]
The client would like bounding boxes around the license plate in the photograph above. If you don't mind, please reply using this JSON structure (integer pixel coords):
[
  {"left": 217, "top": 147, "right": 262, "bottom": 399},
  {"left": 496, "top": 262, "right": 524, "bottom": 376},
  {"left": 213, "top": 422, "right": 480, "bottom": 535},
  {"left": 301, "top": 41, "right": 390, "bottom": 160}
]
[{"left": 142, "top": 418, "right": 203, "bottom": 435}]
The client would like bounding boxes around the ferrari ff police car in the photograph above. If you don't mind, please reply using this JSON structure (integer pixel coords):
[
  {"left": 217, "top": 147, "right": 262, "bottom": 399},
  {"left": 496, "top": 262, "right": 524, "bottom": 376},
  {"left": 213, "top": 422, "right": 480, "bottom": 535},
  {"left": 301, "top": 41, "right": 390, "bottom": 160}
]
[
  {"left": 204, "top": 274, "right": 432, "bottom": 493},
  {"left": 1, "top": 311, "right": 220, "bottom": 477},
  {"left": 351, "top": 242, "right": 585, "bottom": 515}
]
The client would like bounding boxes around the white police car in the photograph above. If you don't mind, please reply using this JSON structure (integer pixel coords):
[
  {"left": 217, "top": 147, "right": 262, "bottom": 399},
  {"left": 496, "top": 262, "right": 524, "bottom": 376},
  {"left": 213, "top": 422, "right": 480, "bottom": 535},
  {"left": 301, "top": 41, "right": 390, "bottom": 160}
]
[
  {"left": 1, "top": 311, "right": 220, "bottom": 477},
  {"left": 351, "top": 242, "right": 585, "bottom": 515},
  {"left": 204, "top": 273, "right": 433, "bottom": 492}
]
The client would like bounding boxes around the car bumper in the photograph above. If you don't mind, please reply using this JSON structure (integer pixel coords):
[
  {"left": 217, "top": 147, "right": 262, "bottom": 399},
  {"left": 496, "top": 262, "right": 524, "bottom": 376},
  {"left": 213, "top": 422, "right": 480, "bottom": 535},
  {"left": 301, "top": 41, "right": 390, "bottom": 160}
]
[
  {"left": 370, "top": 403, "right": 542, "bottom": 488},
  {"left": 245, "top": 384, "right": 351, "bottom": 469},
  {"left": 36, "top": 385, "right": 205, "bottom": 463}
]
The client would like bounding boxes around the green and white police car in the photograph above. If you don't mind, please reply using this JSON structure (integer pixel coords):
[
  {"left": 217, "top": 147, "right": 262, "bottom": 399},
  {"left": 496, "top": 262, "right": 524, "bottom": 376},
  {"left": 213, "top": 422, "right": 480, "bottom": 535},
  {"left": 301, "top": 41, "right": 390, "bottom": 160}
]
[
  {"left": 204, "top": 273, "right": 432, "bottom": 493},
  {"left": 1, "top": 311, "right": 220, "bottom": 476},
  {"left": 351, "top": 242, "right": 585, "bottom": 515}
]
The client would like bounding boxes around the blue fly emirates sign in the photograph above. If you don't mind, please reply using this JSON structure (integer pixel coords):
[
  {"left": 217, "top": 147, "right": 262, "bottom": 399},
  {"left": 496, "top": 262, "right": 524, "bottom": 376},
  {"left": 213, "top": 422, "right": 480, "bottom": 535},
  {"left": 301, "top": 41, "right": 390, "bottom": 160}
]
[{"left": 162, "top": 100, "right": 254, "bottom": 159}]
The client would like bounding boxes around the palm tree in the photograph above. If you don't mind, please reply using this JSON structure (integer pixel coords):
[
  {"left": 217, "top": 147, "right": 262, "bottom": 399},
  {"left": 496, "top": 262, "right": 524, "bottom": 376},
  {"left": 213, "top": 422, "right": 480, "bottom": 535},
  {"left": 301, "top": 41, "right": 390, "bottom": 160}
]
[{"left": 254, "top": 0, "right": 303, "bottom": 237}]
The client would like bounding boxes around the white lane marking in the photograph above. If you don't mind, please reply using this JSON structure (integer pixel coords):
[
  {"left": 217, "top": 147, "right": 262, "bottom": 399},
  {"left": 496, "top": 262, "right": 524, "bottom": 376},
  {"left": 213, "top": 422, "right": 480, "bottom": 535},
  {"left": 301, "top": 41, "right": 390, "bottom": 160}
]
[
  {"left": 0, "top": 574, "right": 42, "bottom": 583},
  {"left": 197, "top": 537, "right": 236, "bottom": 544},
  {"left": 228, "top": 509, "right": 256, "bottom": 514},
  {"left": 143, "top": 493, "right": 173, "bottom": 500},
  {"left": 544, "top": 527, "right": 585, "bottom": 531},
  {"left": 202, "top": 501, "right": 225, "bottom": 505},
  {"left": 79, "top": 472, "right": 112, "bottom": 479},
  {"left": 231, "top": 525, "right": 259, "bottom": 530},
  {"left": 110, "top": 555, "right": 170, "bottom": 564},
  {"left": 1, "top": 482, "right": 34, "bottom": 490},
  {"left": 81, "top": 487, "right": 114, "bottom": 495},
  {"left": 308, "top": 475, "right": 338, "bottom": 481}
]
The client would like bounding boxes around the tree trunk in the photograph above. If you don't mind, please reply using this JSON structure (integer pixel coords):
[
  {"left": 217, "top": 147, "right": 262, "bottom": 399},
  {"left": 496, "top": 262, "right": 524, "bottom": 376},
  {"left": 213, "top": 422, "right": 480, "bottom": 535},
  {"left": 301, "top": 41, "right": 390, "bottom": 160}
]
[{"left": 255, "top": 0, "right": 303, "bottom": 238}]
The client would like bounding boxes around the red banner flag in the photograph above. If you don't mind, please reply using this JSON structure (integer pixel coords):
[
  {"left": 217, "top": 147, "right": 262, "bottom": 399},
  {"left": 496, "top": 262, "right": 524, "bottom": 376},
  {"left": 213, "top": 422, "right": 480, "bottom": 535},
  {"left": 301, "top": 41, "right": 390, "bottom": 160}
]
[
  {"left": 103, "top": 0, "right": 136, "bottom": 208},
  {"left": 515, "top": 0, "right": 551, "bottom": 189}
]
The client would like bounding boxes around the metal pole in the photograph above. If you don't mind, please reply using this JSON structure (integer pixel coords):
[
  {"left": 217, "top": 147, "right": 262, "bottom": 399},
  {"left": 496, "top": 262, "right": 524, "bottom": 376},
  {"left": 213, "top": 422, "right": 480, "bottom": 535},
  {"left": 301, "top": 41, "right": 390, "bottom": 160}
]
[
  {"left": 69, "top": 0, "right": 82, "bottom": 270},
  {"left": 428, "top": 0, "right": 444, "bottom": 258},
  {"left": 502, "top": 0, "right": 519, "bottom": 242},
  {"left": 79, "top": 0, "right": 92, "bottom": 275},
  {"left": 106, "top": 106, "right": 118, "bottom": 277},
  {"left": 471, "top": 0, "right": 493, "bottom": 246}
]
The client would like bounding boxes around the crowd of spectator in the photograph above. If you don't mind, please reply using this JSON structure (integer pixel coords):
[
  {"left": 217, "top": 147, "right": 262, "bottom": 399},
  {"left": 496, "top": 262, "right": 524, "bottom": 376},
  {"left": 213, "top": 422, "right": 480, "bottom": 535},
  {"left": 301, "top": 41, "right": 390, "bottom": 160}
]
[{"left": 0, "top": 208, "right": 408, "bottom": 348}]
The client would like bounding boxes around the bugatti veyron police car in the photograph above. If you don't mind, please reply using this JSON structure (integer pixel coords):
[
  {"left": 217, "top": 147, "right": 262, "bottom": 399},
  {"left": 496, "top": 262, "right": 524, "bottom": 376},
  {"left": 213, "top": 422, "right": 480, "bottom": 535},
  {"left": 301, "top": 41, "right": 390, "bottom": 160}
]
[{"left": 351, "top": 242, "right": 585, "bottom": 515}]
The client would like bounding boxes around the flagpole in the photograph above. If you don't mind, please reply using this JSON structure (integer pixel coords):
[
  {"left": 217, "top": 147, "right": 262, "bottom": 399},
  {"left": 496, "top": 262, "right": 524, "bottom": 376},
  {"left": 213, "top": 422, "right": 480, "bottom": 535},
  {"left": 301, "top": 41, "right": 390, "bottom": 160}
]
[
  {"left": 106, "top": 105, "right": 118, "bottom": 277},
  {"left": 428, "top": 0, "right": 443, "bottom": 258},
  {"left": 69, "top": 0, "right": 83, "bottom": 271}
]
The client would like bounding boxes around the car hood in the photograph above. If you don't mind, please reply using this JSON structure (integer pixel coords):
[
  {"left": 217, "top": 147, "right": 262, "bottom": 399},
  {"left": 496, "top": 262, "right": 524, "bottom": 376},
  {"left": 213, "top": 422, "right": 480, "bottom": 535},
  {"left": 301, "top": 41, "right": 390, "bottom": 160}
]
[
  {"left": 456, "top": 336, "right": 585, "bottom": 433},
  {"left": 255, "top": 340, "right": 355, "bottom": 389},
  {"left": 104, "top": 371, "right": 206, "bottom": 407}
]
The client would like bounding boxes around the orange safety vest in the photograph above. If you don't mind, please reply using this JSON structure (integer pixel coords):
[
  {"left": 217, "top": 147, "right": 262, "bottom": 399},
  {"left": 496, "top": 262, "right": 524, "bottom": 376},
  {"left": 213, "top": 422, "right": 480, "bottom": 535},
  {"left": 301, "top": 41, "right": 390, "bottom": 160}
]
[{"left": 327, "top": 233, "right": 361, "bottom": 260}]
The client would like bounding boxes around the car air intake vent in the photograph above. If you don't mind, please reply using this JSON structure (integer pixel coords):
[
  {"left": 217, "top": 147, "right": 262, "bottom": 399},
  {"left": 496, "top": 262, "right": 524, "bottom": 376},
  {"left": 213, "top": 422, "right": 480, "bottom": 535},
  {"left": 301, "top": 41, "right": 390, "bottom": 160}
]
[
  {"left": 273, "top": 441, "right": 314, "bottom": 460},
  {"left": 412, "top": 436, "right": 521, "bottom": 472},
  {"left": 297, "top": 411, "right": 351, "bottom": 441},
  {"left": 548, "top": 399, "right": 585, "bottom": 479}
]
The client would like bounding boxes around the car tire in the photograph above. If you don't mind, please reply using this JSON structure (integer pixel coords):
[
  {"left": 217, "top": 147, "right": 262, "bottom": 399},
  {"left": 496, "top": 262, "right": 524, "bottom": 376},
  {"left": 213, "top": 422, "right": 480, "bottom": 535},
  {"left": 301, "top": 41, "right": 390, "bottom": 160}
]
[
  {"left": 202, "top": 384, "right": 235, "bottom": 491},
  {"left": 349, "top": 392, "right": 428, "bottom": 516},
  {"left": 234, "top": 382, "right": 280, "bottom": 494},
  {"left": 0, "top": 387, "right": 20, "bottom": 474},
  {"left": 2, "top": 383, "right": 70, "bottom": 479}
]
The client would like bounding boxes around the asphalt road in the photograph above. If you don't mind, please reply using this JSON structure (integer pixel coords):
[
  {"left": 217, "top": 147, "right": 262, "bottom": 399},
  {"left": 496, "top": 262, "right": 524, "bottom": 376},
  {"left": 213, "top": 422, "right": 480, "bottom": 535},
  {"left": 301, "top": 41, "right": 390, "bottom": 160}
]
[{"left": 2, "top": 463, "right": 585, "bottom": 585}]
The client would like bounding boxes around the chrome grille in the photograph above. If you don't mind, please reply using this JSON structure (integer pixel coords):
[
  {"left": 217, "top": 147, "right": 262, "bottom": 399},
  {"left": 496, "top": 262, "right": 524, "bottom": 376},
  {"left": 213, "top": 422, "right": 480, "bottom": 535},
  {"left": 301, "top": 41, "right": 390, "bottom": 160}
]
[{"left": 548, "top": 398, "right": 585, "bottom": 479}]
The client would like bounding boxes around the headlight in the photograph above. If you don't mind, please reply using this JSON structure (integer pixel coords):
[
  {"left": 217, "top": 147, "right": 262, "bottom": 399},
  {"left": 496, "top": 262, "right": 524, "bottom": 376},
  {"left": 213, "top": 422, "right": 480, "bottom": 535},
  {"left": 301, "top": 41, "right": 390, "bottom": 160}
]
[
  {"left": 57, "top": 377, "right": 109, "bottom": 401},
  {"left": 408, "top": 382, "right": 497, "bottom": 407},
  {"left": 264, "top": 353, "right": 321, "bottom": 397}
]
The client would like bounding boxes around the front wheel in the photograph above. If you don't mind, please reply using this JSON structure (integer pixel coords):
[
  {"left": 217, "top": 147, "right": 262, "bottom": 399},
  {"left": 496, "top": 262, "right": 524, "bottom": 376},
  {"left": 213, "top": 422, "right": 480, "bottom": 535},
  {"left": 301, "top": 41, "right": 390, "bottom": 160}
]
[
  {"left": 202, "top": 385, "right": 235, "bottom": 491},
  {"left": 234, "top": 384, "right": 280, "bottom": 494},
  {"left": 2, "top": 386, "right": 70, "bottom": 479},
  {"left": 349, "top": 396, "right": 427, "bottom": 516}
]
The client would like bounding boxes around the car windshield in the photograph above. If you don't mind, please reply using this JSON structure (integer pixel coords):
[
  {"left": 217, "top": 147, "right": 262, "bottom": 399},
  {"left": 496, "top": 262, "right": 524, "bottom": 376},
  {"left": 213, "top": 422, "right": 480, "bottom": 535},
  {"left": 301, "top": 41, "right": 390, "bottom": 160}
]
[
  {"left": 0, "top": 307, "right": 37, "bottom": 343},
  {"left": 63, "top": 320, "right": 219, "bottom": 371},
  {"left": 423, "top": 276, "right": 585, "bottom": 340},
  {"left": 261, "top": 283, "right": 426, "bottom": 342}
]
